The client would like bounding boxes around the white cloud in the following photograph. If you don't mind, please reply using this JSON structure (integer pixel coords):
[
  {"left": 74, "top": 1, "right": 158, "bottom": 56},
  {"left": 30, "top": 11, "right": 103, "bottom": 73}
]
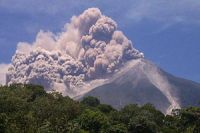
[
  {"left": 1, "top": 0, "right": 200, "bottom": 25},
  {"left": 0, "top": 0, "right": 87, "bottom": 15},
  {"left": 0, "top": 64, "right": 10, "bottom": 85},
  {"left": 127, "top": 0, "right": 200, "bottom": 25}
]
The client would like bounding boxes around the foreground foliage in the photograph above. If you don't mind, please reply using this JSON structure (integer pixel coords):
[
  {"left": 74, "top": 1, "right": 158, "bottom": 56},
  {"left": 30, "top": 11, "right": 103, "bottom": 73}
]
[{"left": 0, "top": 84, "right": 199, "bottom": 133}]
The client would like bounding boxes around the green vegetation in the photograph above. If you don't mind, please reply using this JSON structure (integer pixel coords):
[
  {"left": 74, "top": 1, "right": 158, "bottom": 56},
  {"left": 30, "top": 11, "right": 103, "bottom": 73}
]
[{"left": 0, "top": 84, "right": 199, "bottom": 133}]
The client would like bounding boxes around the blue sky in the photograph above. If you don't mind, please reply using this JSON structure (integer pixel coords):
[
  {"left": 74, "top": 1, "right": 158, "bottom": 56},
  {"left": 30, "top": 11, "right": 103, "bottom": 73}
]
[{"left": 0, "top": 0, "right": 200, "bottom": 83}]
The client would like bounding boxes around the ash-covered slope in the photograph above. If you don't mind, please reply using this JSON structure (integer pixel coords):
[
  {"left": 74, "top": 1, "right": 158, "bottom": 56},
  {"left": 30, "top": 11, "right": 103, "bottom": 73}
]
[
  {"left": 81, "top": 59, "right": 200, "bottom": 114},
  {"left": 164, "top": 71, "right": 200, "bottom": 108}
]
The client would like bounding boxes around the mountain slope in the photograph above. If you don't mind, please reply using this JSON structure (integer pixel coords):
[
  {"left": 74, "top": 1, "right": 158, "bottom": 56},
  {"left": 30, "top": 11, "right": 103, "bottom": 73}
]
[
  {"left": 164, "top": 72, "right": 200, "bottom": 108},
  {"left": 80, "top": 59, "right": 200, "bottom": 114}
]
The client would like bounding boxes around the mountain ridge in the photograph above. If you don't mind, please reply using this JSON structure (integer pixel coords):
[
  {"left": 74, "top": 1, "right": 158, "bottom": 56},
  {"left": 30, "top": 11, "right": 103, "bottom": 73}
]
[{"left": 79, "top": 59, "right": 200, "bottom": 114}]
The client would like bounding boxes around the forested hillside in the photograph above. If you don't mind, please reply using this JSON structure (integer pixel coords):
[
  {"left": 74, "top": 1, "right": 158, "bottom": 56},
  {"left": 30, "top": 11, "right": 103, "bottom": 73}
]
[{"left": 0, "top": 84, "right": 199, "bottom": 133}]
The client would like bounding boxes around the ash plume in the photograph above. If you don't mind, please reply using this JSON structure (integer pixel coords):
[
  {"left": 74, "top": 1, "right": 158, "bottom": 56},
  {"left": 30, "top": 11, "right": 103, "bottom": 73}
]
[
  {"left": 0, "top": 64, "right": 10, "bottom": 85},
  {"left": 6, "top": 8, "right": 144, "bottom": 96}
]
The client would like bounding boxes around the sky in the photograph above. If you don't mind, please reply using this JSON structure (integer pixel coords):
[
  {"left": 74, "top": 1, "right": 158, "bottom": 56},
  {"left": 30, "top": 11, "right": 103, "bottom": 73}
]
[{"left": 0, "top": 0, "right": 200, "bottom": 83}]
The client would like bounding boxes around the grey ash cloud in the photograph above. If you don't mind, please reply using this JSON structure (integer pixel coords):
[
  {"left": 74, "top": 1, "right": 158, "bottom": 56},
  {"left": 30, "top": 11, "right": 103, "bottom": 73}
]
[{"left": 6, "top": 8, "right": 144, "bottom": 96}]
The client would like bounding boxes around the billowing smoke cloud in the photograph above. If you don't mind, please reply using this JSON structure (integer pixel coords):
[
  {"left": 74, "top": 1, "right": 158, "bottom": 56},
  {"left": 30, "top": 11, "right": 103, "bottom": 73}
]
[
  {"left": 0, "top": 64, "right": 10, "bottom": 85},
  {"left": 6, "top": 8, "right": 144, "bottom": 97}
]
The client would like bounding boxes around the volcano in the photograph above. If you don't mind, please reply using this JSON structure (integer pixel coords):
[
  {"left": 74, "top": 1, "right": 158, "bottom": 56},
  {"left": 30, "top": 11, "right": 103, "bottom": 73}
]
[
  {"left": 6, "top": 8, "right": 200, "bottom": 114},
  {"left": 78, "top": 59, "right": 200, "bottom": 114}
]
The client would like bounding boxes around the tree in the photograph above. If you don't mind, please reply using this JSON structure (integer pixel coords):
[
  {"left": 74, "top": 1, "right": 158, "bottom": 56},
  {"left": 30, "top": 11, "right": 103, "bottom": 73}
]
[
  {"left": 81, "top": 96, "right": 100, "bottom": 107},
  {"left": 178, "top": 107, "right": 200, "bottom": 133},
  {"left": 0, "top": 84, "right": 200, "bottom": 133},
  {"left": 141, "top": 104, "right": 165, "bottom": 127},
  {"left": 0, "top": 113, "right": 8, "bottom": 133},
  {"left": 128, "top": 116, "right": 158, "bottom": 133},
  {"left": 97, "top": 104, "right": 115, "bottom": 114},
  {"left": 106, "top": 124, "right": 128, "bottom": 133},
  {"left": 119, "top": 104, "right": 140, "bottom": 124},
  {"left": 78, "top": 109, "right": 109, "bottom": 133}
]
